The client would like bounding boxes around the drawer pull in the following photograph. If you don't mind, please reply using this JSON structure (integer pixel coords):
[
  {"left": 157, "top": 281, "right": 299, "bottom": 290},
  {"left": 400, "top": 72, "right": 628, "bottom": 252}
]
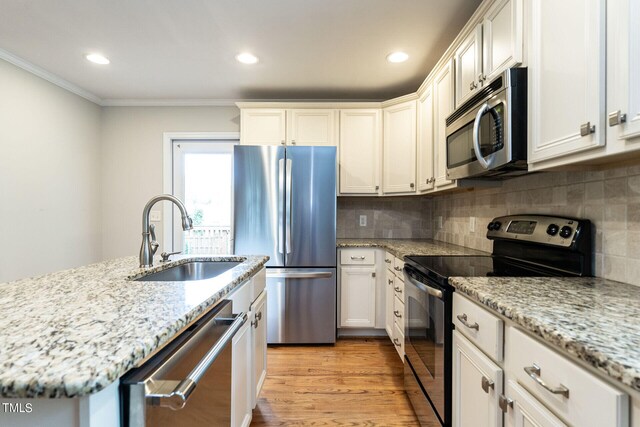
[
  {"left": 456, "top": 313, "right": 479, "bottom": 331},
  {"left": 394, "top": 266, "right": 402, "bottom": 272},
  {"left": 393, "top": 310, "right": 402, "bottom": 318},
  {"left": 388, "top": 279, "right": 394, "bottom": 285},
  {"left": 498, "top": 395, "right": 513, "bottom": 413},
  {"left": 350, "top": 256, "right": 366, "bottom": 260},
  {"left": 394, "top": 286, "right": 402, "bottom": 293},
  {"left": 393, "top": 338, "right": 401, "bottom": 347},
  {"left": 524, "top": 364, "right": 570, "bottom": 398},
  {"left": 385, "top": 258, "right": 392, "bottom": 264},
  {"left": 481, "top": 376, "right": 494, "bottom": 393}
]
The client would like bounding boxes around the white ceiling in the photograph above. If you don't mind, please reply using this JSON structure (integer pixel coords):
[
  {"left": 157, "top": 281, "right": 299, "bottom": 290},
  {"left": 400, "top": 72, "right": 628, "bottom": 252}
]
[{"left": 0, "top": 0, "right": 481, "bottom": 103}]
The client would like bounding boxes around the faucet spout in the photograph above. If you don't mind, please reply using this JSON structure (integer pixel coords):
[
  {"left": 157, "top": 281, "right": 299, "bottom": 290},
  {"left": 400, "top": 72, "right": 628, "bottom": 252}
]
[{"left": 139, "top": 194, "right": 193, "bottom": 268}]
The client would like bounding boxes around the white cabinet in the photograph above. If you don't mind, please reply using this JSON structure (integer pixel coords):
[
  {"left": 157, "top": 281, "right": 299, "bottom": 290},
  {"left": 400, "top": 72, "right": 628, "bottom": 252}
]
[
  {"left": 527, "top": 0, "right": 606, "bottom": 164},
  {"left": 240, "top": 108, "right": 337, "bottom": 146},
  {"left": 607, "top": 0, "right": 640, "bottom": 145},
  {"left": 452, "top": 331, "right": 503, "bottom": 427},
  {"left": 384, "top": 269, "right": 394, "bottom": 337},
  {"left": 382, "top": 100, "right": 417, "bottom": 194},
  {"left": 340, "top": 266, "right": 377, "bottom": 328},
  {"left": 433, "top": 59, "right": 456, "bottom": 188},
  {"left": 455, "top": 25, "right": 483, "bottom": 107},
  {"left": 455, "top": 0, "right": 523, "bottom": 107},
  {"left": 287, "top": 109, "right": 338, "bottom": 146},
  {"left": 504, "top": 380, "right": 567, "bottom": 427},
  {"left": 231, "top": 316, "right": 252, "bottom": 427},
  {"left": 240, "top": 109, "right": 287, "bottom": 146},
  {"left": 250, "top": 289, "right": 267, "bottom": 409},
  {"left": 339, "top": 109, "right": 382, "bottom": 194},
  {"left": 417, "top": 85, "right": 435, "bottom": 192}
]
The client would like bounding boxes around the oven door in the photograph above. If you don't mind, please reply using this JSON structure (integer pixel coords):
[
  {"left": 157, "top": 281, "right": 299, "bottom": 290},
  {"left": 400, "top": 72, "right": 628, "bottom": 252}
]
[
  {"left": 404, "top": 267, "right": 451, "bottom": 426},
  {"left": 445, "top": 89, "right": 511, "bottom": 180}
]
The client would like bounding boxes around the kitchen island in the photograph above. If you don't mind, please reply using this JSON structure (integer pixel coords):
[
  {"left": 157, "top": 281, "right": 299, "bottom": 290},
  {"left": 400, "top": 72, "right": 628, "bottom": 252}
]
[{"left": 0, "top": 255, "right": 268, "bottom": 425}]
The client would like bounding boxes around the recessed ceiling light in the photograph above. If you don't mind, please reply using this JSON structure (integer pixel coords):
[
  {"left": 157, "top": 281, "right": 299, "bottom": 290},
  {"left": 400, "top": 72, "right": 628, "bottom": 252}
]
[
  {"left": 85, "top": 53, "right": 110, "bottom": 65},
  {"left": 236, "top": 52, "right": 259, "bottom": 64},
  {"left": 387, "top": 51, "right": 409, "bottom": 63}
]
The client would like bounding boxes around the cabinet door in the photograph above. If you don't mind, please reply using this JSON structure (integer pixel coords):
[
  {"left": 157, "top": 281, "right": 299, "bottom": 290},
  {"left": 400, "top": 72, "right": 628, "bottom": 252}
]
[
  {"left": 482, "top": 0, "right": 523, "bottom": 82},
  {"left": 339, "top": 109, "right": 381, "bottom": 194},
  {"left": 385, "top": 269, "right": 394, "bottom": 338},
  {"left": 417, "top": 85, "right": 435, "bottom": 192},
  {"left": 528, "top": 0, "right": 606, "bottom": 164},
  {"left": 455, "top": 25, "right": 483, "bottom": 107},
  {"left": 504, "top": 380, "right": 568, "bottom": 427},
  {"left": 607, "top": 0, "right": 640, "bottom": 144},
  {"left": 232, "top": 318, "right": 253, "bottom": 427},
  {"left": 433, "top": 59, "right": 456, "bottom": 188},
  {"left": 452, "top": 331, "right": 503, "bottom": 427},
  {"left": 340, "top": 266, "right": 376, "bottom": 328},
  {"left": 240, "top": 109, "right": 286, "bottom": 146},
  {"left": 382, "top": 100, "right": 417, "bottom": 194},
  {"left": 251, "top": 289, "right": 267, "bottom": 409},
  {"left": 287, "top": 109, "right": 337, "bottom": 146}
]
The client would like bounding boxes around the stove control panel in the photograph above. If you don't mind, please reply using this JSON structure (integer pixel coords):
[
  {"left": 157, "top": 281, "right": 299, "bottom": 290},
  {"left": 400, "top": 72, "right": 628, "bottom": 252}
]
[{"left": 486, "top": 215, "right": 589, "bottom": 248}]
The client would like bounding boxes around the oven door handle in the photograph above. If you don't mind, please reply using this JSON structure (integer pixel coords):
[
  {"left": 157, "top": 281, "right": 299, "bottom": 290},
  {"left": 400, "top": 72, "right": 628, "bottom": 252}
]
[
  {"left": 472, "top": 103, "right": 494, "bottom": 170},
  {"left": 405, "top": 273, "right": 443, "bottom": 299}
]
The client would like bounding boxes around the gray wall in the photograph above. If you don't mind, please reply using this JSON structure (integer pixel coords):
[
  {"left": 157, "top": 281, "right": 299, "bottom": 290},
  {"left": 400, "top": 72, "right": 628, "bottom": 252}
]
[{"left": 0, "top": 59, "right": 102, "bottom": 282}]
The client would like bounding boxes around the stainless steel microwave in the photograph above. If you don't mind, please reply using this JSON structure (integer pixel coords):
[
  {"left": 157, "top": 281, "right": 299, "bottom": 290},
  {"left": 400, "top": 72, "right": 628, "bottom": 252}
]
[{"left": 445, "top": 68, "right": 528, "bottom": 180}]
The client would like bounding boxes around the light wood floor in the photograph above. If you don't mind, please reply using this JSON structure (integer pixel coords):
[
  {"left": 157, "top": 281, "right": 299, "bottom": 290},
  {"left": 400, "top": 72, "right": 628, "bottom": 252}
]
[{"left": 251, "top": 338, "right": 420, "bottom": 426}]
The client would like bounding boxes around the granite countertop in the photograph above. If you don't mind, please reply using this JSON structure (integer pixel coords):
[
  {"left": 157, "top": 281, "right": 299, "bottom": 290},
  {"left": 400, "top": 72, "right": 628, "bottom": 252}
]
[
  {"left": 337, "top": 238, "right": 489, "bottom": 259},
  {"left": 0, "top": 255, "right": 268, "bottom": 398},
  {"left": 450, "top": 276, "right": 640, "bottom": 392}
]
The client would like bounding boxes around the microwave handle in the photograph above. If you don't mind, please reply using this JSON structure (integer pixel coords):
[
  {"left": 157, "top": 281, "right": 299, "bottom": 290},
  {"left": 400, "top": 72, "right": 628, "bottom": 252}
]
[{"left": 473, "top": 103, "right": 492, "bottom": 169}]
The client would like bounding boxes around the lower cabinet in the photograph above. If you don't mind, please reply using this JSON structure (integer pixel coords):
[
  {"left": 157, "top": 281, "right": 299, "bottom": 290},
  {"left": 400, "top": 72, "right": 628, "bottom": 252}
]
[
  {"left": 232, "top": 317, "right": 253, "bottom": 427},
  {"left": 504, "top": 380, "right": 567, "bottom": 427},
  {"left": 385, "top": 269, "right": 395, "bottom": 337},
  {"left": 452, "top": 330, "right": 503, "bottom": 427},
  {"left": 251, "top": 289, "right": 267, "bottom": 409},
  {"left": 340, "top": 266, "right": 377, "bottom": 328}
]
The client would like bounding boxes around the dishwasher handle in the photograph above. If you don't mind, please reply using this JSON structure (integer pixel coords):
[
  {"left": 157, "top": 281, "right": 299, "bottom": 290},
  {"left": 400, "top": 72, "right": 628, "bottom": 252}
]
[{"left": 147, "top": 311, "right": 247, "bottom": 410}]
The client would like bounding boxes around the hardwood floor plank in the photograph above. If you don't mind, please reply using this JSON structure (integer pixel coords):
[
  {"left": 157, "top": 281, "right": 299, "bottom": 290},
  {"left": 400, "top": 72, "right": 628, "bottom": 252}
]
[{"left": 251, "top": 338, "right": 420, "bottom": 426}]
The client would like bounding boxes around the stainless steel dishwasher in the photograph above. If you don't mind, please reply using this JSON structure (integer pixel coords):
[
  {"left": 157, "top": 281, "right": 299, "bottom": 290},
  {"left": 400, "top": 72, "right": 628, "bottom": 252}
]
[{"left": 120, "top": 299, "right": 246, "bottom": 426}]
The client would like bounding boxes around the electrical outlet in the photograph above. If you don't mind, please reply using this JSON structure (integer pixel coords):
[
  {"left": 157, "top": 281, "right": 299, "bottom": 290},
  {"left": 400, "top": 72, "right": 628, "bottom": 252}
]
[
  {"left": 150, "top": 210, "right": 162, "bottom": 222},
  {"left": 469, "top": 216, "right": 476, "bottom": 232},
  {"left": 359, "top": 215, "right": 367, "bottom": 227},
  {"left": 436, "top": 216, "right": 443, "bottom": 229}
]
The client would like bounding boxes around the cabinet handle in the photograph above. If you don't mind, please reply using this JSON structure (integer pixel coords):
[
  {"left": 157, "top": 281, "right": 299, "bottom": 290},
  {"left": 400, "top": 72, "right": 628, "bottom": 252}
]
[
  {"left": 608, "top": 110, "right": 627, "bottom": 127},
  {"left": 393, "top": 338, "right": 401, "bottom": 347},
  {"left": 478, "top": 73, "right": 487, "bottom": 82},
  {"left": 498, "top": 395, "right": 513, "bottom": 413},
  {"left": 456, "top": 313, "right": 479, "bottom": 331},
  {"left": 410, "top": 183, "right": 415, "bottom": 188},
  {"left": 280, "top": 140, "right": 285, "bottom": 145},
  {"left": 375, "top": 185, "right": 380, "bottom": 190},
  {"left": 350, "top": 256, "right": 366, "bottom": 260},
  {"left": 388, "top": 279, "right": 394, "bottom": 285},
  {"left": 256, "top": 311, "right": 262, "bottom": 321},
  {"left": 394, "top": 286, "right": 402, "bottom": 294},
  {"left": 524, "top": 364, "right": 570, "bottom": 398},
  {"left": 580, "top": 122, "right": 596, "bottom": 136},
  {"left": 251, "top": 311, "right": 263, "bottom": 328},
  {"left": 385, "top": 258, "right": 392, "bottom": 264},
  {"left": 393, "top": 310, "right": 402, "bottom": 318},
  {"left": 469, "top": 81, "right": 478, "bottom": 90},
  {"left": 291, "top": 139, "right": 296, "bottom": 145},
  {"left": 394, "top": 266, "right": 402, "bottom": 272},
  {"left": 481, "top": 376, "right": 495, "bottom": 393}
]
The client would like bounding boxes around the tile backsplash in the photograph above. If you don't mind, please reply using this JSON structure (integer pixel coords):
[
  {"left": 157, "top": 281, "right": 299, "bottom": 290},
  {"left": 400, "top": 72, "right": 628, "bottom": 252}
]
[{"left": 337, "top": 164, "right": 640, "bottom": 286}]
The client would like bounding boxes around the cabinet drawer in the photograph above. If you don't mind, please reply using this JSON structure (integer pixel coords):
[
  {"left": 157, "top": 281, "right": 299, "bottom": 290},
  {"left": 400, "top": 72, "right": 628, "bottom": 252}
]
[
  {"left": 340, "top": 249, "right": 376, "bottom": 265},
  {"left": 393, "top": 277, "right": 404, "bottom": 299},
  {"left": 393, "top": 294, "right": 404, "bottom": 327},
  {"left": 393, "top": 320, "right": 405, "bottom": 360},
  {"left": 393, "top": 257, "right": 405, "bottom": 276},
  {"left": 506, "top": 327, "right": 629, "bottom": 427},
  {"left": 453, "top": 293, "right": 503, "bottom": 362},
  {"left": 384, "top": 252, "right": 394, "bottom": 268}
]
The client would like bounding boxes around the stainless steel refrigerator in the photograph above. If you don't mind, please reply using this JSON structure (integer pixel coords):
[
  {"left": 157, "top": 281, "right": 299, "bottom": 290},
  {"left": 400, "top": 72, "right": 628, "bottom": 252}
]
[{"left": 233, "top": 145, "right": 337, "bottom": 344}]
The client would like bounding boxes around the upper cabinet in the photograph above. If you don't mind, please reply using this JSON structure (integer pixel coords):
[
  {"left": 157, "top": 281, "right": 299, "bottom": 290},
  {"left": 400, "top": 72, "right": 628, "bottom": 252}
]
[
  {"left": 240, "top": 108, "right": 337, "bottom": 146},
  {"left": 240, "top": 109, "right": 287, "bottom": 146},
  {"left": 527, "top": 0, "right": 606, "bottom": 165},
  {"left": 417, "top": 85, "right": 435, "bottom": 192},
  {"left": 433, "top": 59, "right": 456, "bottom": 189},
  {"left": 339, "top": 109, "right": 382, "bottom": 195},
  {"left": 382, "top": 100, "right": 417, "bottom": 194},
  {"left": 455, "top": 0, "right": 523, "bottom": 107}
]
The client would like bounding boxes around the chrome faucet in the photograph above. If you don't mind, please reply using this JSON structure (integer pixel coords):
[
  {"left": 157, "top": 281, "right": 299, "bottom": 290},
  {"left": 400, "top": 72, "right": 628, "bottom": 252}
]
[{"left": 140, "top": 194, "right": 193, "bottom": 268}]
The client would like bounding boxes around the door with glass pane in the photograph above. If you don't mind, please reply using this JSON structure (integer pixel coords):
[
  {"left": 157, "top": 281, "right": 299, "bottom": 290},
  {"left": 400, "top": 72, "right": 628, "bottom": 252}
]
[{"left": 172, "top": 140, "right": 237, "bottom": 254}]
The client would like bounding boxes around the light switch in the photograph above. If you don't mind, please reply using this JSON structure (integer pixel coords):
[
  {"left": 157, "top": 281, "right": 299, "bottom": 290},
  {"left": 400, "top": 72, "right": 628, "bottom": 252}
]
[
  {"left": 359, "top": 215, "right": 367, "bottom": 227},
  {"left": 150, "top": 210, "right": 161, "bottom": 222}
]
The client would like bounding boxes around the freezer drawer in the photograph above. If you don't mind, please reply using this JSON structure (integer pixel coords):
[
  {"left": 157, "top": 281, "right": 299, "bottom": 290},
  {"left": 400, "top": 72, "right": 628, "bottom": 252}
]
[{"left": 266, "top": 268, "right": 336, "bottom": 344}]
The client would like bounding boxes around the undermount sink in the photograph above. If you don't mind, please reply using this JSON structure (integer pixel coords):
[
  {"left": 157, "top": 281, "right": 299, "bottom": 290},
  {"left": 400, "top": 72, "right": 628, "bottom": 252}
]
[{"left": 135, "top": 261, "right": 241, "bottom": 282}]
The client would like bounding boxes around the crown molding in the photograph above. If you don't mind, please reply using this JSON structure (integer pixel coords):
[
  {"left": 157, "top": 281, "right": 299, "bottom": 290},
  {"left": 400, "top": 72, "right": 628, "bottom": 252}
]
[
  {"left": 0, "top": 48, "right": 103, "bottom": 105},
  {"left": 101, "top": 98, "right": 243, "bottom": 107}
]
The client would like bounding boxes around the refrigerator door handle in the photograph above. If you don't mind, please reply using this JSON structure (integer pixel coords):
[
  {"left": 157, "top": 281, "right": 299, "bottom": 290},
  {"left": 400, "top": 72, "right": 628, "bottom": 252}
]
[
  {"left": 285, "top": 158, "right": 293, "bottom": 255},
  {"left": 278, "top": 158, "right": 285, "bottom": 254}
]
